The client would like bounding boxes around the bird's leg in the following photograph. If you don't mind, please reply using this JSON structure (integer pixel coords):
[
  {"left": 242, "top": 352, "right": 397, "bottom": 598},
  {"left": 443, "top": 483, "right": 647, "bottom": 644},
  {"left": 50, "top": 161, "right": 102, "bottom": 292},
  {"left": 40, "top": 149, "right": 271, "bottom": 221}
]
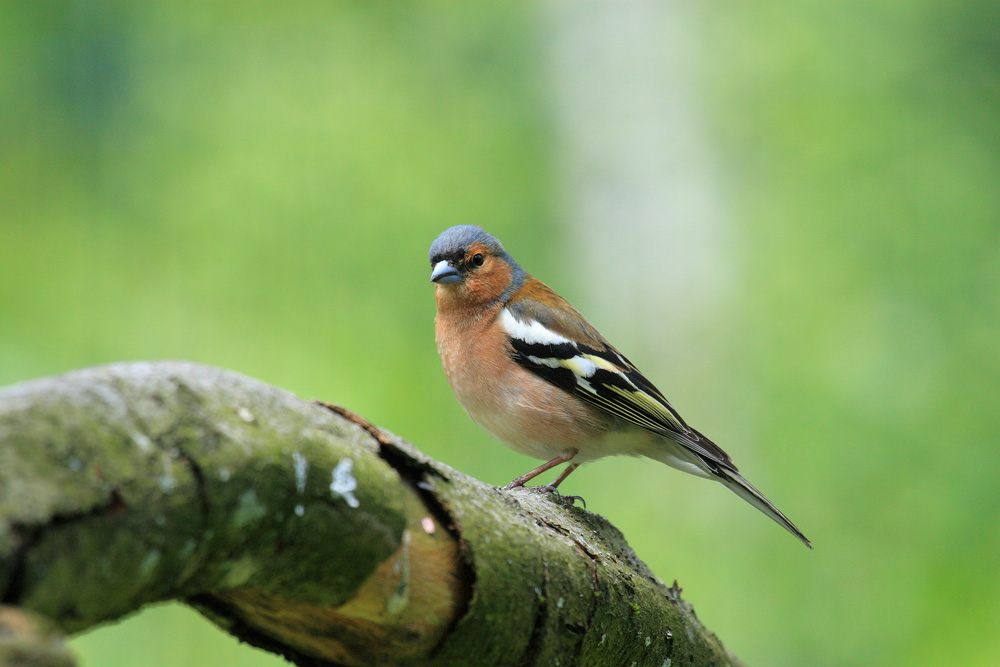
[
  {"left": 540, "top": 463, "right": 586, "bottom": 508},
  {"left": 548, "top": 463, "right": 580, "bottom": 489},
  {"left": 503, "top": 450, "right": 577, "bottom": 490}
]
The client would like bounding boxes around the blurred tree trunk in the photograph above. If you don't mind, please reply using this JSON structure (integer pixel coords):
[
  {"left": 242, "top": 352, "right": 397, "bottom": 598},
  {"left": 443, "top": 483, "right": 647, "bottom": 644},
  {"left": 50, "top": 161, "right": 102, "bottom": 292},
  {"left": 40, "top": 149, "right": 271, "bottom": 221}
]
[
  {"left": 0, "top": 362, "right": 740, "bottom": 667},
  {"left": 547, "top": 0, "right": 733, "bottom": 366}
]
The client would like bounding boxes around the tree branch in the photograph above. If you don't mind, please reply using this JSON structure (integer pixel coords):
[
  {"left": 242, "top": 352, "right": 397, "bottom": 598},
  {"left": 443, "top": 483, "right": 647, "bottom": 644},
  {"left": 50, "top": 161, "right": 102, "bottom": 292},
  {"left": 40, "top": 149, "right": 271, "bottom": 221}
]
[{"left": 0, "top": 362, "right": 740, "bottom": 667}]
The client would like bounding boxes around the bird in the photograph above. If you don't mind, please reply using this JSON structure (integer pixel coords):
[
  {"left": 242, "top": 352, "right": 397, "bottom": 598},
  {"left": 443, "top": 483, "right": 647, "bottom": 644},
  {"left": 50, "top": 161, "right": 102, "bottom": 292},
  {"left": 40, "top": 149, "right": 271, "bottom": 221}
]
[{"left": 429, "top": 225, "right": 810, "bottom": 547}]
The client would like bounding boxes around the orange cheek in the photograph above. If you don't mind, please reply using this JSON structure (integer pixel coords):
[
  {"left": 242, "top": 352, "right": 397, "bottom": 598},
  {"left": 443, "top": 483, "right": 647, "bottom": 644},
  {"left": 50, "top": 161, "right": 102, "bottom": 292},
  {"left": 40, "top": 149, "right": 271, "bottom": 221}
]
[
  {"left": 464, "top": 260, "right": 512, "bottom": 305},
  {"left": 434, "top": 257, "right": 514, "bottom": 312}
]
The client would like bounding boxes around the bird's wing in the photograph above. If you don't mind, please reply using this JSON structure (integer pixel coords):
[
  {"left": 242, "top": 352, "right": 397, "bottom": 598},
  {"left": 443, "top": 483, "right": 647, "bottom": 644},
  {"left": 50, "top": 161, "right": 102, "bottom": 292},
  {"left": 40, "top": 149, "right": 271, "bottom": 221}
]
[{"left": 501, "top": 293, "right": 737, "bottom": 472}]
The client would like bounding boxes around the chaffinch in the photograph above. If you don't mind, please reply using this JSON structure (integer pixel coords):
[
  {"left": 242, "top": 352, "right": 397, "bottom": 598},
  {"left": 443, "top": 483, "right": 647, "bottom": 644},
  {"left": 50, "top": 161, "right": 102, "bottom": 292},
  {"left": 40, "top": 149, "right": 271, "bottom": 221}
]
[{"left": 429, "top": 225, "right": 810, "bottom": 547}]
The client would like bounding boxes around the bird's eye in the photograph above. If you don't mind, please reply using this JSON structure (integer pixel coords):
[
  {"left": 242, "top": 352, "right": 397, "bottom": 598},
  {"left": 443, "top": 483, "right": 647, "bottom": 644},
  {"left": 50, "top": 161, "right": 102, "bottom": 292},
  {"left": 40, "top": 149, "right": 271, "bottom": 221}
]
[{"left": 471, "top": 253, "right": 485, "bottom": 267}]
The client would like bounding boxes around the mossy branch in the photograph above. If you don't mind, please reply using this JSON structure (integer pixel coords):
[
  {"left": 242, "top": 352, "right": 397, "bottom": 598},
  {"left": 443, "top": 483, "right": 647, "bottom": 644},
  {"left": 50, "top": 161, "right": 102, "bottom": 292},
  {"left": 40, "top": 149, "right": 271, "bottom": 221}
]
[{"left": 0, "top": 362, "right": 740, "bottom": 667}]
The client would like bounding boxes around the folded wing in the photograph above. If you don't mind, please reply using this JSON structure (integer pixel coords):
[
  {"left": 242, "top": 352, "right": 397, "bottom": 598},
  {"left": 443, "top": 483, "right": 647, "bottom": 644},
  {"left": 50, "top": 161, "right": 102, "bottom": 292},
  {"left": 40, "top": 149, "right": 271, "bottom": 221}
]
[{"left": 501, "top": 297, "right": 738, "bottom": 473}]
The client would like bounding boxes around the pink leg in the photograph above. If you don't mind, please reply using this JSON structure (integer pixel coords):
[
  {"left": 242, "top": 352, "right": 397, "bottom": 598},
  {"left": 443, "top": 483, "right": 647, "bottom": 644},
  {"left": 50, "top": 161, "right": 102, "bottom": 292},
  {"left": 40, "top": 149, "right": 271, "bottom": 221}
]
[
  {"left": 549, "top": 463, "right": 580, "bottom": 489},
  {"left": 503, "top": 450, "right": 578, "bottom": 490}
]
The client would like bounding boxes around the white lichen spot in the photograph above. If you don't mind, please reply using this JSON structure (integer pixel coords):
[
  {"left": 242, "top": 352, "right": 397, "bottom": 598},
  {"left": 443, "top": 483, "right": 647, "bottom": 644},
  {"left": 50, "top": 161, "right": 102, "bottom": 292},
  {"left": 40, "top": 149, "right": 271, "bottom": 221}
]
[
  {"left": 662, "top": 659, "right": 672, "bottom": 667},
  {"left": 179, "top": 539, "right": 197, "bottom": 559},
  {"left": 534, "top": 586, "right": 542, "bottom": 597},
  {"left": 294, "top": 504, "right": 305, "bottom": 517},
  {"left": 386, "top": 530, "right": 411, "bottom": 615},
  {"left": 421, "top": 517, "right": 436, "bottom": 534},
  {"left": 221, "top": 556, "right": 259, "bottom": 587},
  {"left": 139, "top": 550, "right": 161, "bottom": 576},
  {"left": 237, "top": 406, "right": 255, "bottom": 423},
  {"left": 129, "top": 430, "right": 153, "bottom": 451},
  {"left": 158, "top": 455, "right": 176, "bottom": 493},
  {"left": 645, "top": 636, "right": 651, "bottom": 647},
  {"left": 330, "top": 459, "right": 359, "bottom": 508},
  {"left": 218, "top": 467, "right": 231, "bottom": 482},
  {"left": 485, "top": 536, "right": 491, "bottom": 544},
  {"left": 233, "top": 490, "right": 267, "bottom": 527},
  {"left": 557, "top": 597, "right": 564, "bottom": 609},
  {"left": 68, "top": 456, "right": 83, "bottom": 472},
  {"left": 292, "top": 451, "right": 308, "bottom": 494},
  {"left": 599, "top": 634, "right": 606, "bottom": 645}
]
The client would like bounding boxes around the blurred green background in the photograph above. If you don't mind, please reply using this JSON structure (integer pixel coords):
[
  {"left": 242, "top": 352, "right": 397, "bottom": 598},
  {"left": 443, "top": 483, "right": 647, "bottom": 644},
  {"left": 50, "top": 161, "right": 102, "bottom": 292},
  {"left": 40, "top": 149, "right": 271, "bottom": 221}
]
[{"left": 2, "top": 2, "right": 998, "bottom": 666}]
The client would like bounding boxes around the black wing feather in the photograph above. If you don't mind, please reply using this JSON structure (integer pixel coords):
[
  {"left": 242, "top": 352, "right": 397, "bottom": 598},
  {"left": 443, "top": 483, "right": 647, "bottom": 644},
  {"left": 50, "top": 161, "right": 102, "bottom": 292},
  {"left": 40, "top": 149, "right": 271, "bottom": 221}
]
[{"left": 507, "top": 332, "right": 737, "bottom": 471}]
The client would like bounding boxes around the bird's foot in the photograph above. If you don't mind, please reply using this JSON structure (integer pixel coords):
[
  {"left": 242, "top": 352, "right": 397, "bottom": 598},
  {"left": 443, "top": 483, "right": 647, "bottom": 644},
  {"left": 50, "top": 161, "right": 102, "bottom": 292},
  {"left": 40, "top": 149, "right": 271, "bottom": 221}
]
[
  {"left": 537, "top": 485, "right": 587, "bottom": 509},
  {"left": 501, "top": 480, "right": 586, "bottom": 508}
]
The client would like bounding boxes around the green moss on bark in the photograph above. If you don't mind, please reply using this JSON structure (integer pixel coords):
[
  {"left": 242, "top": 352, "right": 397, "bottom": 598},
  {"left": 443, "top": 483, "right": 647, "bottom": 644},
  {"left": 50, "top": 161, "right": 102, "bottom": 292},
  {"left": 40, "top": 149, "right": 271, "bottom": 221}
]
[
  {"left": 1, "top": 362, "right": 741, "bottom": 667},
  {"left": 0, "top": 363, "right": 408, "bottom": 632}
]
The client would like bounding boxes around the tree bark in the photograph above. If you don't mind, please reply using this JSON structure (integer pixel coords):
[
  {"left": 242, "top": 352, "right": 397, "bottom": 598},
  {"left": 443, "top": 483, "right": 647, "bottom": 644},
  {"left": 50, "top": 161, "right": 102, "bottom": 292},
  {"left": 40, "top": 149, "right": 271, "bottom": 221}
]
[{"left": 0, "top": 362, "right": 741, "bottom": 667}]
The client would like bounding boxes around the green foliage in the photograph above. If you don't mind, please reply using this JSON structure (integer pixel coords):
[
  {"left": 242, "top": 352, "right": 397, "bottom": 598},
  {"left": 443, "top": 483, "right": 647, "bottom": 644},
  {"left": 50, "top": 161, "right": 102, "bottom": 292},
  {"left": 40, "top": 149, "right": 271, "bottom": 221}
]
[{"left": 2, "top": 2, "right": 998, "bottom": 665}]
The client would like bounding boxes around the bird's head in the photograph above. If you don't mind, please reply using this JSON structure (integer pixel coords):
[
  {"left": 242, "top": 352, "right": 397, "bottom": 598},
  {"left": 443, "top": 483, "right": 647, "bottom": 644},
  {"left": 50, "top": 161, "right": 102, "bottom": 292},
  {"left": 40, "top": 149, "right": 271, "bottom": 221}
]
[{"left": 429, "top": 225, "right": 526, "bottom": 308}]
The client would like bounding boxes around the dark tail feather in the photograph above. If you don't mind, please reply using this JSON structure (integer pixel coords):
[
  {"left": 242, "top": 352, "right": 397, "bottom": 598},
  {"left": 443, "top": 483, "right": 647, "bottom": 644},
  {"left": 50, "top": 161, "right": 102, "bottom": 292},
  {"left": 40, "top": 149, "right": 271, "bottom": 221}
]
[{"left": 718, "top": 469, "right": 812, "bottom": 548}]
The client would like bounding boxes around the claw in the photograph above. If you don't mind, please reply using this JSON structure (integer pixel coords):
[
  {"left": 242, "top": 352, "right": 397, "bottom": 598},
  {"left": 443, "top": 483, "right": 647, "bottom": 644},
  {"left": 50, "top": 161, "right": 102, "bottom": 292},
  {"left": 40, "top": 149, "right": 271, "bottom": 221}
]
[
  {"left": 537, "top": 485, "right": 587, "bottom": 509},
  {"left": 500, "top": 480, "right": 587, "bottom": 509}
]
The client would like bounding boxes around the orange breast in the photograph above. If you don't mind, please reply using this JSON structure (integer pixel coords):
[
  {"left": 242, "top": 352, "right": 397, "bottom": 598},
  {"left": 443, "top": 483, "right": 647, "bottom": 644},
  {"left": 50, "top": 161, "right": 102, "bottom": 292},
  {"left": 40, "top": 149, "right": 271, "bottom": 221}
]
[{"left": 434, "top": 304, "right": 614, "bottom": 461}]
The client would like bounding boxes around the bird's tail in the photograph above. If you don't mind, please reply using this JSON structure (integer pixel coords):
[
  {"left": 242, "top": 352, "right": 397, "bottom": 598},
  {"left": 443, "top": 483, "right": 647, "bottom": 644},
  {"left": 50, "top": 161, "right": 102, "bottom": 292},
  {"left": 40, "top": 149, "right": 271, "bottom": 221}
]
[{"left": 716, "top": 468, "right": 812, "bottom": 548}]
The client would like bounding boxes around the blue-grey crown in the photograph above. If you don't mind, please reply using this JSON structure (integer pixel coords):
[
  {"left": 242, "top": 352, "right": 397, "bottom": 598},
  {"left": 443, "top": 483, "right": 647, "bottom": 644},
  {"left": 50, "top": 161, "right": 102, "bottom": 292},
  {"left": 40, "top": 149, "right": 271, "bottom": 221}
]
[
  {"left": 428, "top": 225, "right": 508, "bottom": 264},
  {"left": 428, "top": 226, "right": 526, "bottom": 303}
]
